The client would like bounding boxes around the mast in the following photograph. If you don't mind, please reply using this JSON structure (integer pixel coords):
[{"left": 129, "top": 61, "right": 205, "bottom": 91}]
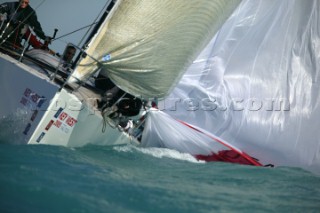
[{"left": 73, "top": 0, "right": 116, "bottom": 67}]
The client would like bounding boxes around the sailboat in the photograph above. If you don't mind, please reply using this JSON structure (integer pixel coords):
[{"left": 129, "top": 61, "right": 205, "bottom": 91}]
[
  {"left": 1, "top": 0, "right": 319, "bottom": 173},
  {"left": 0, "top": 0, "right": 244, "bottom": 150}
]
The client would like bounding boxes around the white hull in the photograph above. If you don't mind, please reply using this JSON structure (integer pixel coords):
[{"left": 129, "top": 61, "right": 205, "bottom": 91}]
[
  {"left": 0, "top": 52, "right": 136, "bottom": 147},
  {"left": 28, "top": 88, "right": 134, "bottom": 146}
]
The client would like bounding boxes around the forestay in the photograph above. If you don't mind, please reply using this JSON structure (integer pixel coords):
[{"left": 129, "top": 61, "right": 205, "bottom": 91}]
[{"left": 71, "top": 0, "right": 241, "bottom": 98}]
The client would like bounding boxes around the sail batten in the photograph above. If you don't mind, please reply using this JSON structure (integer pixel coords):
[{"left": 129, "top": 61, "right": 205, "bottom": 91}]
[{"left": 72, "top": 0, "right": 241, "bottom": 98}]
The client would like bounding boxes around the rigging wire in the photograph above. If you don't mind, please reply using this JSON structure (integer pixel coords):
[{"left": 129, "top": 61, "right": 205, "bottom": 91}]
[
  {"left": 0, "top": 0, "right": 100, "bottom": 48},
  {"left": 52, "top": 22, "right": 98, "bottom": 41},
  {"left": 77, "top": 0, "right": 111, "bottom": 48}
]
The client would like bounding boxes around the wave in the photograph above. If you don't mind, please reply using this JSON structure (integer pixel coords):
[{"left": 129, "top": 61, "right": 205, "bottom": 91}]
[{"left": 114, "top": 145, "right": 204, "bottom": 164}]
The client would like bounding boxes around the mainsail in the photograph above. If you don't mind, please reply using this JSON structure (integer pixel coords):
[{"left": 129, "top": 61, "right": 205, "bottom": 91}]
[
  {"left": 157, "top": 0, "right": 320, "bottom": 173},
  {"left": 71, "top": 0, "right": 241, "bottom": 98}
]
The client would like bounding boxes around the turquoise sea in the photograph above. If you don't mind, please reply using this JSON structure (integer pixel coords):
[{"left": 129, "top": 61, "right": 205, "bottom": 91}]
[{"left": 1, "top": 137, "right": 320, "bottom": 213}]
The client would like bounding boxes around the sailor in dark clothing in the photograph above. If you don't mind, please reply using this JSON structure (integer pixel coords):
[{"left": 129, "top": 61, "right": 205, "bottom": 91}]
[
  {"left": 96, "top": 73, "right": 143, "bottom": 117},
  {"left": 0, "top": 0, "right": 50, "bottom": 48},
  {"left": 95, "top": 72, "right": 143, "bottom": 132}
]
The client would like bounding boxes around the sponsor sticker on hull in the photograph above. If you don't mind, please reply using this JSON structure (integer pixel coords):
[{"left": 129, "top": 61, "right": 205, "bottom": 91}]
[
  {"left": 21, "top": 88, "right": 47, "bottom": 110},
  {"left": 36, "top": 132, "right": 46, "bottom": 143},
  {"left": 23, "top": 123, "right": 32, "bottom": 135},
  {"left": 45, "top": 109, "right": 79, "bottom": 135},
  {"left": 45, "top": 120, "right": 54, "bottom": 131},
  {"left": 54, "top": 108, "right": 64, "bottom": 118}
]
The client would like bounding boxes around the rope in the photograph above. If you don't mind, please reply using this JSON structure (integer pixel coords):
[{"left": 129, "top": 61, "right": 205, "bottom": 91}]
[
  {"left": 101, "top": 92, "right": 128, "bottom": 132},
  {"left": 102, "top": 106, "right": 118, "bottom": 132}
]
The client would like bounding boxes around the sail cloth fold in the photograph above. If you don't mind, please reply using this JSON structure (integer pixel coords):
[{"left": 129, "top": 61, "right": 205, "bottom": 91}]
[
  {"left": 141, "top": 110, "right": 262, "bottom": 166},
  {"left": 71, "top": 0, "right": 241, "bottom": 98},
  {"left": 162, "top": 0, "right": 320, "bottom": 174}
]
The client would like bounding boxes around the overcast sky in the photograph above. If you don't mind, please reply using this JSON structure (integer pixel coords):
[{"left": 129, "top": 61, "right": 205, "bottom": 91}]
[{"left": 0, "top": 0, "right": 110, "bottom": 54}]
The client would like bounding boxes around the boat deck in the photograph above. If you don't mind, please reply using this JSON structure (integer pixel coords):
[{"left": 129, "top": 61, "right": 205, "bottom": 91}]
[{"left": 0, "top": 47, "right": 104, "bottom": 112}]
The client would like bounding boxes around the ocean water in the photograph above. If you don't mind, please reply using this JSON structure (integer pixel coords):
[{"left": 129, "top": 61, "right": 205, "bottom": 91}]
[{"left": 0, "top": 139, "right": 319, "bottom": 213}]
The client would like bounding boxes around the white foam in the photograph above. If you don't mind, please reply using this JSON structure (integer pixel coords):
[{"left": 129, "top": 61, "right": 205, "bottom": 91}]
[{"left": 114, "top": 145, "right": 204, "bottom": 164}]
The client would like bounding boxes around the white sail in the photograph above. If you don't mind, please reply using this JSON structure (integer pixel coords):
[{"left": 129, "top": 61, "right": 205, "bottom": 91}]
[
  {"left": 142, "top": 110, "right": 262, "bottom": 166},
  {"left": 157, "top": 0, "right": 320, "bottom": 173},
  {"left": 71, "top": 0, "right": 241, "bottom": 98}
]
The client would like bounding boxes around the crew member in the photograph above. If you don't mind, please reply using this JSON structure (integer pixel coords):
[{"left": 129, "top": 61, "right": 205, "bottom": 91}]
[{"left": 0, "top": 0, "right": 51, "bottom": 49}]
